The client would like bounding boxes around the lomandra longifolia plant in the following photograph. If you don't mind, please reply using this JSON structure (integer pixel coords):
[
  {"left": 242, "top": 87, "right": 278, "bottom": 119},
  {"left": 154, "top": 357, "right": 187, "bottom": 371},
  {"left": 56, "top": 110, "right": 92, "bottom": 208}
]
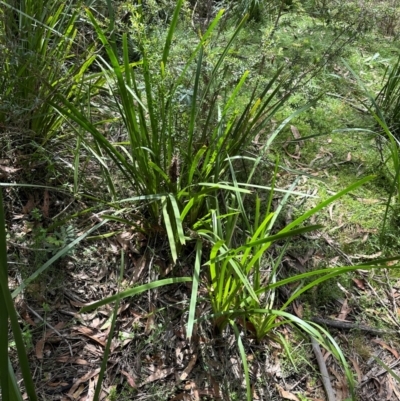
[{"left": 51, "top": 0, "right": 290, "bottom": 260}]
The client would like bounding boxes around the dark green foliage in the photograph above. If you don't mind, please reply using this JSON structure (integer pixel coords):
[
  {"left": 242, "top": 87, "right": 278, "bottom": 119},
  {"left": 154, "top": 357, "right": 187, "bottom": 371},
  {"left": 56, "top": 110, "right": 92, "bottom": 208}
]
[
  {"left": 376, "top": 52, "right": 400, "bottom": 139},
  {"left": 0, "top": 0, "right": 95, "bottom": 142}
]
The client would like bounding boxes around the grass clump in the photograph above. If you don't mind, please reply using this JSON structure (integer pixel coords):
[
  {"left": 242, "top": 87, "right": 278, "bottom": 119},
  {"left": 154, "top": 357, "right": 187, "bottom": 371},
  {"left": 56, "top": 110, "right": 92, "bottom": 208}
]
[{"left": 3, "top": 1, "right": 400, "bottom": 401}]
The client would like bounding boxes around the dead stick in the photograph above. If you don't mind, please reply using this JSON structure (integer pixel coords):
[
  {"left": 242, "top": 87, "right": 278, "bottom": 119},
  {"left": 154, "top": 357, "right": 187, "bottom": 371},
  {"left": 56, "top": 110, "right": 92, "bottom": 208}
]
[
  {"left": 311, "top": 337, "right": 335, "bottom": 401},
  {"left": 311, "top": 317, "right": 397, "bottom": 335}
]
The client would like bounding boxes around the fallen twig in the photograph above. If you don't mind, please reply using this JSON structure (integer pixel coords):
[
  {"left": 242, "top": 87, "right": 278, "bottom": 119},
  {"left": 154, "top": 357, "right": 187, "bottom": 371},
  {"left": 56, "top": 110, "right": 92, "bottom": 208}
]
[{"left": 311, "top": 336, "right": 335, "bottom": 401}]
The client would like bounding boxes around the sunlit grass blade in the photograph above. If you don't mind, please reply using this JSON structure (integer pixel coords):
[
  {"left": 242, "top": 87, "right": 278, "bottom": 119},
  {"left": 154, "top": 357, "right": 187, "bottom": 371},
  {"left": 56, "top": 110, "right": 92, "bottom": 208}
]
[
  {"left": 232, "top": 321, "right": 251, "bottom": 401},
  {"left": 200, "top": 13, "right": 249, "bottom": 104},
  {"left": 187, "top": 46, "right": 203, "bottom": 156},
  {"left": 171, "top": 9, "right": 225, "bottom": 94},
  {"left": 239, "top": 224, "right": 323, "bottom": 249},
  {"left": 281, "top": 175, "right": 375, "bottom": 233},
  {"left": 80, "top": 278, "right": 192, "bottom": 312},
  {"left": 373, "top": 356, "right": 400, "bottom": 383},
  {"left": 162, "top": 196, "right": 178, "bottom": 263},
  {"left": 12, "top": 219, "right": 109, "bottom": 299},
  {"left": 162, "top": 0, "right": 184, "bottom": 70},
  {"left": 187, "top": 240, "right": 202, "bottom": 339},
  {"left": 169, "top": 195, "right": 186, "bottom": 245}
]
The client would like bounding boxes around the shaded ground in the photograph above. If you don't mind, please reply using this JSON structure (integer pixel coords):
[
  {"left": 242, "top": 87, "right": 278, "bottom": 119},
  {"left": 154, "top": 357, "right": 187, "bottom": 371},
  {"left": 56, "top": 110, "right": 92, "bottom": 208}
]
[{"left": 4, "top": 126, "right": 400, "bottom": 401}]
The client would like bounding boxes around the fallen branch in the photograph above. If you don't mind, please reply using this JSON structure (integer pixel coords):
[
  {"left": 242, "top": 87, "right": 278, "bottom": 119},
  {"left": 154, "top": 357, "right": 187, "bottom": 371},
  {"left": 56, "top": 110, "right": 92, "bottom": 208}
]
[{"left": 311, "top": 317, "right": 397, "bottom": 336}]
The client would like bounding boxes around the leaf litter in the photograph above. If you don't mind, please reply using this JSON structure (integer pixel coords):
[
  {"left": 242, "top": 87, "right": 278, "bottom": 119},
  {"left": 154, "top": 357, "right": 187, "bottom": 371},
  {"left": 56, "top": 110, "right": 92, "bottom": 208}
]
[{"left": 4, "top": 137, "right": 400, "bottom": 401}]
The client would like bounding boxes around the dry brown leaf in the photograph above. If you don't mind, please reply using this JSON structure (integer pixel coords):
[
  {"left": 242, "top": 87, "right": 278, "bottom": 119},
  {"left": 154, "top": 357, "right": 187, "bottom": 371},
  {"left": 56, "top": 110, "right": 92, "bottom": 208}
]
[
  {"left": 22, "top": 194, "right": 36, "bottom": 215},
  {"left": 50, "top": 321, "right": 66, "bottom": 332},
  {"left": 20, "top": 309, "right": 36, "bottom": 326},
  {"left": 68, "top": 368, "right": 101, "bottom": 397},
  {"left": 72, "top": 384, "right": 85, "bottom": 399},
  {"left": 69, "top": 299, "right": 87, "bottom": 308},
  {"left": 93, "top": 265, "right": 108, "bottom": 283},
  {"left": 290, "top": 125, "right": 302, "bottom": 140},
  {"left": 292, "top": 301, "right": 303, "bottom": 318},
  {"left": 349, "top": 357, "right": 362, "bottom": 383},
  {"left": 35, "top": 321, "right": 65, "bottom": 359},
  {"left": 352, "top": 278, "right": 366, "bottom": 290},
  {"left": 392, "top": 378, "right": 400, "bottom": 400},
  {"left": 47, "top": 381, "right": 70, "bottom": 388},
  {"left": 92, "top": 318, "right": 104, "bottom": 329},
  {"left": 329, "top": 367, "right": 342, "bottom": 382},
  {"left": 56, "top": 356, "right": 88, "bottom": 365},
  {"left": 84, "top": 343, "right": 103, "bottom": 356},
  {"left": 372, "top": 339, "right": 400, "bottom": 359},
  {"left": 356, "top": 197, "right": 381, "bottom": 205},
  {"left": 236, "top": 316, "right": 257, "bottom": 335},
  {"left": 76, "top": 327, "right": 106, "bottom": 347},
  {"left": 328, "top": 204, "right": 334, "bottom": 220},
  {"left": 339, "top": 376, "right": 349, "bottom": 400},
  {"left": 276, "top": 384, "right": 300, "bottom": 401},
  {"left": 72, "top": 358, "right": 89, "bottom": 365},
  {"left": 352, "top": 251, "right": 382, "bottom": 259},
  {"left": 35, "top": 338, "right": 45, "bottom": 360},
  {"left": 387, "top": 375, "right": 394, "bottom": 401},
  {"left": 208, "top": 373, "right": 221, "bottom": 399},
  {"left": 191, "top": 382, "right": 200, "bottom": 401},
  {"left": 121, "top": 370, "right": 137, "bottom": 388},
  {"left": 330, "top": 367, "right": 349, "bottom": 400},
  {"left": 145, "top": 304, "right": 156, "bottom": 335},
  {"left": 130, "top": 255, "right": 148, "bottom": 283},
  {"left": 323, "top": 350, "right": 332, "bottom": 363},
  {"left": 140, "top": 367, "right": 174, "bottom": 386},
  {"left": 85, "top": 376, "right": 97, "bottom": 401},
  {"left": 337, "top": 299, "right": 351, "bottom": 321},
  {"left": 285, "top": 149, "right": 301, "bottom": 159},
  {"left": 117, "top": 302, "right": 130, "bottom": 315},
  {"left": 179, "top": 354, "right": 197, "bottom": 381},
  {"left": 0, "top": 164, "right": 20, "bottom": 176},
  {"left": 329, "top": 256, "right": 340, "bottom": 266},
  {"left": 252, "top": 383, "right": 260, "bottom": 400},
  {"left": 170, "top": 394, "right": 190, "bottom": 401},
  {"left": 116, "top": 230, "right": 140, "bottom": 254}
]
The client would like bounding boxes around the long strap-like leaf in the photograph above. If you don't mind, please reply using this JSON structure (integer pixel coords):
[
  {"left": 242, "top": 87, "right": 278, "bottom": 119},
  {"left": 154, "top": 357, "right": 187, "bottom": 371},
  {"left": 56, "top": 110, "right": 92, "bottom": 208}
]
[{"left": 0, "top": 192, "right": 37, "bottom": 401}]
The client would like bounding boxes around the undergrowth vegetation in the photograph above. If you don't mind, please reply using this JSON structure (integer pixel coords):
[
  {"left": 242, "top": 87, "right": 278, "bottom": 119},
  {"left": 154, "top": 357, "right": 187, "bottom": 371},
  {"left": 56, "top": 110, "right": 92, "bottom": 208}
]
[{"left": 2, "top": 0, "right": 400, "bottom": 400}]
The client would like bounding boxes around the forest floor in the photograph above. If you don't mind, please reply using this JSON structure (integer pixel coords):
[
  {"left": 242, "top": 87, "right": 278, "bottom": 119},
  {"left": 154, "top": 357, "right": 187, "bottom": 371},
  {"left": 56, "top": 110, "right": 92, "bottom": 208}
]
[
  {"left": 4, "top": 4, "right": 400, "bottom": 401},
  {"left": 4, "top": 127, "right": 400, "bottom": 401}
]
